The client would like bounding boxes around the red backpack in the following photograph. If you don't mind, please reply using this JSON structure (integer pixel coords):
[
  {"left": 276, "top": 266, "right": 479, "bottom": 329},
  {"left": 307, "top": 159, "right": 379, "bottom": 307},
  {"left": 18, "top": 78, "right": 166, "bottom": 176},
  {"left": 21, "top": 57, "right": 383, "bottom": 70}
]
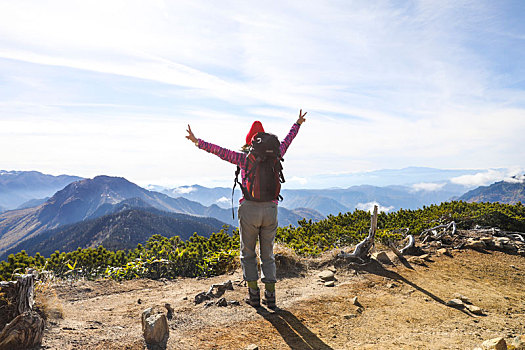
[{"left": 233, "top": 132, "right": 285, "bottom": 203}]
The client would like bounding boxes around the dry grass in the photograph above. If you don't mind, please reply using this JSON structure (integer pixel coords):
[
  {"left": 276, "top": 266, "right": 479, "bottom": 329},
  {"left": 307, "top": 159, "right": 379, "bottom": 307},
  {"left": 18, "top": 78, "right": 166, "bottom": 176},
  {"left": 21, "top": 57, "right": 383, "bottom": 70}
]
[{"left": 34, "top": 280, "right": 64, "bottom": 320}]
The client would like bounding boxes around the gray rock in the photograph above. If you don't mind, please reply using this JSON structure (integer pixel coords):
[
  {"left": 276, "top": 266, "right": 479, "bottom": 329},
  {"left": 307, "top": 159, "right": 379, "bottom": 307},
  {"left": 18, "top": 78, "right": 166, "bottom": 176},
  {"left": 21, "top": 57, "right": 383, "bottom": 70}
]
[
  {"left": 324, "top": 281, "right": 335, "bottom": 287},
  {"left": 319, "top": 270, "right": 335, "bottom": 281},
  {"left": 142, "top": 307, "right": 169, "bottom": 348},
  {"left": 481, "top": 337, "right": 506, "bottom": 350}
]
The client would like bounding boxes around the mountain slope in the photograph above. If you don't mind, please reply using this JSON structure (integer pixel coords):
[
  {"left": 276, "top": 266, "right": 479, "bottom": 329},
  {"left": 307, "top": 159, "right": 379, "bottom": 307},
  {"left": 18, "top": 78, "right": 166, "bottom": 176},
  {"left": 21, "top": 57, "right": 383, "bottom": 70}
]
[
  {"left": 2, "top": 207, "right": 227, "bottom": 258},
  {"left": 459, "top": 179, "right": 525, "bottom": 204},
  {"left": 0, "top": 170, "right": 83, "bottom": 210}
]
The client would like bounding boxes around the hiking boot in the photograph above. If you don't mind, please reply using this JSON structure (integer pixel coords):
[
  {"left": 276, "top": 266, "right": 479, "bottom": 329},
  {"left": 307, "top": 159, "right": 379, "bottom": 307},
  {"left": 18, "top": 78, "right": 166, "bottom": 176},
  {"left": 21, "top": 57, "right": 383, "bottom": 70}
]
[
  {"left": 262, "top": 290, "right": 276, "bottom": 310},
  {"left": 245, "top": 287, "right": 260, "bottom": 307}
]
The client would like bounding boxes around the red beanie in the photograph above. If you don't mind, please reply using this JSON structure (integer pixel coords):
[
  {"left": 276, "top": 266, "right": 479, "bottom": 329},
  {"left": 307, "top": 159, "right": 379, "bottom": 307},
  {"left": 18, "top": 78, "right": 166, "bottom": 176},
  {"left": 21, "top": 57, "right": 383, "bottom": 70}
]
[{"left": 246, "top": 121, "right": 265, "bottom": 144}]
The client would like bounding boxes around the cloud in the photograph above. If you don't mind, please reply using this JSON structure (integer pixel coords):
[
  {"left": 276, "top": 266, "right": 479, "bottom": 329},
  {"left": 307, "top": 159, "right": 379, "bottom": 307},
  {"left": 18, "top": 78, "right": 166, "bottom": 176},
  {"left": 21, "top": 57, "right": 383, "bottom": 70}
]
[
  {"left": 216, "top": 196, "right": 229, "bottom": 204},
  {"left": 356, "top": 201, "right": 394, "bottom": 213},
  {"left": 287, "top": 176, "right": 308, "bottom": 186},
  {"left": 411, "top": 182, "right": 446, "bottom": 192},
  {"left": 451, "top": 170, "right": 506, "bottom": 187},
  {"left": 171, "top": 186, "right": 196, "bottom": 194}
]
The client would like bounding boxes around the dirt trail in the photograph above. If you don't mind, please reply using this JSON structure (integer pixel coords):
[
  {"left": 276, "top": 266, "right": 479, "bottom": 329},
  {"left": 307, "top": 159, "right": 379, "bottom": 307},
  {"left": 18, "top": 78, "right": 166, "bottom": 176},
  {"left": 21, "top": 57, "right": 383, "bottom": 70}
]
[{"left": 38, "top": 249, "right": 524, "bottom": 350}]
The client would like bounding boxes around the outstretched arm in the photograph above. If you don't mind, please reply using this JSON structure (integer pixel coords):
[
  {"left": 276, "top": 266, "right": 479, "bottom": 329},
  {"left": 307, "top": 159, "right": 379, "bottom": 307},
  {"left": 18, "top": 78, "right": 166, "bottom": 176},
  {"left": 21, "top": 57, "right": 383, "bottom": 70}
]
[
  {"left": 280, "top": 109, "right": 307, "bottom": 156},
  {"left": 185, "top": 124, "right": 245, "bottom": 166}
]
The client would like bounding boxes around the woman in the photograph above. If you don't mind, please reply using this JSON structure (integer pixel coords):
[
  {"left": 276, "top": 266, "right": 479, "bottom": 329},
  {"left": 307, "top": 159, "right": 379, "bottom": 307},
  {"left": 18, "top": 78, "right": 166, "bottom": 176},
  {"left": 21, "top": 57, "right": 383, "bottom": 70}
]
[{"left": 185, "top": 109, "right": 307, "bottom": 309}]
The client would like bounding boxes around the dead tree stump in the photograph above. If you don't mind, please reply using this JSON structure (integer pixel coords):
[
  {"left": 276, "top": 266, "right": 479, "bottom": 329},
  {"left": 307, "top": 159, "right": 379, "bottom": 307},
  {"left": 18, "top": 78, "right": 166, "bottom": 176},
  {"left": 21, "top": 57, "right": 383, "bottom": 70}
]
[{"left": 0, "top": 274, "right": 44, "bottom": 350}]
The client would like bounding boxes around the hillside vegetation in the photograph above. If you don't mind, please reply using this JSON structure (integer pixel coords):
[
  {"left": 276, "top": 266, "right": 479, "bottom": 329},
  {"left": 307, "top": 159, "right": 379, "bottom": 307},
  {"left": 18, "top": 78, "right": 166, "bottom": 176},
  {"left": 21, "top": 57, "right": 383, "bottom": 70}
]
[{"left": 1, "top": 201, "right": 524, "bottom": 282}]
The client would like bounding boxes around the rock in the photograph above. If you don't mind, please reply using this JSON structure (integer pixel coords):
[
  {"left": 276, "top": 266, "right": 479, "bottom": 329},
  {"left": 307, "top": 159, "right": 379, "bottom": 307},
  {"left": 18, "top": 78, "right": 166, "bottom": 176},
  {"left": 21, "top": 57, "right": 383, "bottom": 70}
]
[
  {"left": 319, "top": 270, "right": 335, "bottom": 281},
  {"left": 324, "top": 281, "right": 335, "bottom": 287},
  {"left": 452, "top": 293, "right": 471, "bottom": 304},
  {"left": 436, "top": 248, "right": 451, "bottom": 257},
  {"left": 343, "top": 314, "right": 356, "bottom": 319},
  {"left": 481, "top": 337, "right": 506, "bottom": 350},
  {"left": 351, "top": 296, "right": 360, "bottom": 306},
  {"left": 372, "top": 251, "right": 392, "bottom": 265},
  {"left": 466, "top": 304, "right": 483, "bottom": 315},
  {"left": 465, "top": 239, "right": 486, "bottom": 250},
  {"left": 419, "top": 253, "right": 431, "bottom": 261},
  {"left": 142, "top": 306, "right": 169, "bottom": 348},
  {"left": 246, "top": 344, "right": 259, "bottom": 350},
  {"left": 407, "top": 256, "right": 426, "bottom": 265},
  {"left": 508, "top": 335, "right": 525, "bottom": 350},
  {"left": 446, "top": 299, "right": 465, "bottom": 308},
  {"left": 327, "top": 266, "right": 337, "bottom": 273}
]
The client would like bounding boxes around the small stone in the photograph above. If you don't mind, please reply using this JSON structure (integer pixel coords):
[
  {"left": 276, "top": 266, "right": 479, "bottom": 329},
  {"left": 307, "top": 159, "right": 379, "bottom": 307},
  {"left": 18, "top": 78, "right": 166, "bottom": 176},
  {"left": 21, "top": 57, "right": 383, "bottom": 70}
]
[
  {"left": 327, "top": 266, "right": 337, "bottom": 273},
  {"left": 446, "top": 299, "right": 465, "bottom": 308},
  {"left": 351, "top": 296, "right": 360, "bottom": 306},
  {"left": 436, "top": 248, "right": 451, "bottom": 257},
  {"left": 465, "top": 239, "right": 485, "bottom": 250},
  {"left": 216, "top": 297, "right": 228, "bottom": 307},
  {"left": 319, "top": 270, "right": 335, "bottom": 281},
  {"left": 419, "top": 253, "right": 431, "bottom": 261},
  {"left": 481, "top": 337, "right": 506, "bottom": 350},
  {"left": 343, "top": 314, "right": 356, "bottom": 319},
  {"left": 324, "top": 281, "right": 335, "bottom": 287},
  {"left": 407, "top": 256, "right": 426, "bottom": 265},
  {"left": 137, "top": 298, "right": 142, "bottom": 304},
  {"left": 452, "top": 293, "right": 471, "bottom": 304},
  {"left": 466, "top": 304, "right": 483, "bottom": 315},
  {"left": 246, "top": 344, "right": 259, "bottom": 350},
  {"left": 386, "top": 283, "right": 397, "bottom": 288}
]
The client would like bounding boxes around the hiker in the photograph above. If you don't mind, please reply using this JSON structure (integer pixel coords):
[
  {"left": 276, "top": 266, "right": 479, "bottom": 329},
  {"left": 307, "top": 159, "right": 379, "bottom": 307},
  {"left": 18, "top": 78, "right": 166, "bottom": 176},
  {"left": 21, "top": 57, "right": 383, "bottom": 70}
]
[{"left": 185, "top": 109, "right": 307, "bottom": 309}]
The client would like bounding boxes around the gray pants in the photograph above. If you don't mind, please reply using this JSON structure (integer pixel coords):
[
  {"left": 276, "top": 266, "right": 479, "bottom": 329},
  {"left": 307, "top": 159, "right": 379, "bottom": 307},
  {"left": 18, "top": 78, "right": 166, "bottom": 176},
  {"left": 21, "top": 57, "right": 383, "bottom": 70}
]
[{"left": 238, "top": 200, "right": 278, "bottom": 284}]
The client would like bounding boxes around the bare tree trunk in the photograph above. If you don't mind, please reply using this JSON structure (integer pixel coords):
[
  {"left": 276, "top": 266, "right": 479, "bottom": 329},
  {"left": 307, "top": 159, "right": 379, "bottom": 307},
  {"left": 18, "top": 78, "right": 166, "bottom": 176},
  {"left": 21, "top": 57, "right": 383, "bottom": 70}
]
[
  {"left": 339, "top": 205, "right": 378, "bottom": 262},
  {"left": 0, "top": 274, "right": 44, "bottom": 350}
]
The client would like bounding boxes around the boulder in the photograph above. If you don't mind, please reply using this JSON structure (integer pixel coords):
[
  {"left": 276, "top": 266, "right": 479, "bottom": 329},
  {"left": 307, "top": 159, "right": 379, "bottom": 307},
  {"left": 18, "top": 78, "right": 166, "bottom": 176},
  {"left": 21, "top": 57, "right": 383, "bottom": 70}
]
[
  {"left": 372, "top": 251, "right": 392, "bottom": 265},
  {"left": 142, "top": 306, "right": 169, "bottom": 348},
  {"left": 319, "top": 270, "right": 335, "bottom": 281},
  {"left": 481, "top": 337, "right": 506, "bottom": 350}
]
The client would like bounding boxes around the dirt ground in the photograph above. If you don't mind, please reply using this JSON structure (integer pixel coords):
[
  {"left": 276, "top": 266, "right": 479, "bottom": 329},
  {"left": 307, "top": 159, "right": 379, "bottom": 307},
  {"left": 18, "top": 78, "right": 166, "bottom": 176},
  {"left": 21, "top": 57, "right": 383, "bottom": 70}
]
[{"left": 37, "top": 248, "right": 524, "bottom": 350}]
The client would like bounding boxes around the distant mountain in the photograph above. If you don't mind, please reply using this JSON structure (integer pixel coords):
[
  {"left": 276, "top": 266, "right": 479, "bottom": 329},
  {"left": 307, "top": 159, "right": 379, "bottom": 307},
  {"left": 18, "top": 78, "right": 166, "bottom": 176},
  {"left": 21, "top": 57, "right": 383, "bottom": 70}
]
[
  {"left": 160, "top": 181, "right": 467, "bottom": 216},
  {"left": 2, "top": 206, "right": 227, "bottom": 258},
  {"left": 0, "top": 176, "right": 323, "bottom": 256},
  {"left": 458, "top": 178, "right": 525, "bottom": 204},
  {"left": 16, "top": 197, "right": 49, "bottom": 210},
  {"left": 0, "top": 170, "right": 83, "bottom": 210}
]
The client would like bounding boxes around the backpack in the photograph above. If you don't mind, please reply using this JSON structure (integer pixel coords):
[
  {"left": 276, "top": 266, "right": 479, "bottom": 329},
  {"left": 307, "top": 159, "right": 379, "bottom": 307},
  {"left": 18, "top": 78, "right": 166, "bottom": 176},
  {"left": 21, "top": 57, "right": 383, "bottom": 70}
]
[{"left": 232, "top": 132, "right": 285, "bottom": 213}]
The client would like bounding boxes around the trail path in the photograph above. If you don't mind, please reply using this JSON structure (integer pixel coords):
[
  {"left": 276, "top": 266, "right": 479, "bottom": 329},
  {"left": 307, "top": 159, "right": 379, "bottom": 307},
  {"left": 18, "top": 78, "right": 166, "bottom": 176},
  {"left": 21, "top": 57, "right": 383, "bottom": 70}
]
[{"left": 39, "top": 249, "right": 524, "bottom": 349}]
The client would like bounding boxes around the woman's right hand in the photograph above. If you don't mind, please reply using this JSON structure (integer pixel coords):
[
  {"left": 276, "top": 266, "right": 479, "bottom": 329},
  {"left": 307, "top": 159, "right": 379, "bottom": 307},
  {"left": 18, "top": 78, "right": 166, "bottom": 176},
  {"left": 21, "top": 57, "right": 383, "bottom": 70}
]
[{"left": 186, "top": 124, "right": 198, "bottom": 144}]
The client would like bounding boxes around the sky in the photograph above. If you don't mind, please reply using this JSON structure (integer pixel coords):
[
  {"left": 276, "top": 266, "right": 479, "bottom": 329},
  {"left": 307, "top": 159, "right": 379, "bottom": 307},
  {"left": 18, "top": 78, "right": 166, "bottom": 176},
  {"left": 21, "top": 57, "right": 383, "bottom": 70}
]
[{"left": 1, "top": 0, "right": 524, "bottom": 189}]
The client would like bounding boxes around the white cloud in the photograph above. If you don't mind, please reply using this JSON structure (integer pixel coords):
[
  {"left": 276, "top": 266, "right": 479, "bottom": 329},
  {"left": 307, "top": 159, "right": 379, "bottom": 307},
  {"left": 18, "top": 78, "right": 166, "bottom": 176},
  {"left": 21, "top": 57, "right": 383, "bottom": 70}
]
[
  {"left": 216, "top": 197, "right": 229, "bottom": 204},
  {"left": 451, "top": 170, "right": 506, "bottom": 187},
  {"left": 411, "top": 182, "right": 446, "bottom": 192},
  {"left": 172, "top": 186, "right": 196, "bottom": 195},
  {"left": 287, "top": 176, "right": 308, "bottom": 186},
  {"left": 356, "top": 201, "right": 394, "bottom": 213}
]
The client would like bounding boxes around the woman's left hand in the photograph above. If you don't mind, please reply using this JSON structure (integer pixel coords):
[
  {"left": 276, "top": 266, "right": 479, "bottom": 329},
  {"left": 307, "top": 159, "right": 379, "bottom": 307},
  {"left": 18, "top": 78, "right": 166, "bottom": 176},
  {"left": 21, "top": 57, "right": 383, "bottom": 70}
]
[{"left": 297, "top": 109, "right": 307, "bottom": 125}]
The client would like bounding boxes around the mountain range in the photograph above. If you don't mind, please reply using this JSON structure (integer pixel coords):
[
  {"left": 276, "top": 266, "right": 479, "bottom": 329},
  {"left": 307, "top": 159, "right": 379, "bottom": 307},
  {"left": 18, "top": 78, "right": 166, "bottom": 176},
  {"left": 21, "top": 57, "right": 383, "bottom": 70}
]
[
  {"left": 0, "top": 170, "right": 83, "bottom": 210},
  {"left": 1, "top": 204, "right": 227, "bottom": 258},
  {"left": 0, "top": 175, "right": 323, "bottom": 257},
  {"left": 459, "top": 176, "right": 525, "bottom": 204}
]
